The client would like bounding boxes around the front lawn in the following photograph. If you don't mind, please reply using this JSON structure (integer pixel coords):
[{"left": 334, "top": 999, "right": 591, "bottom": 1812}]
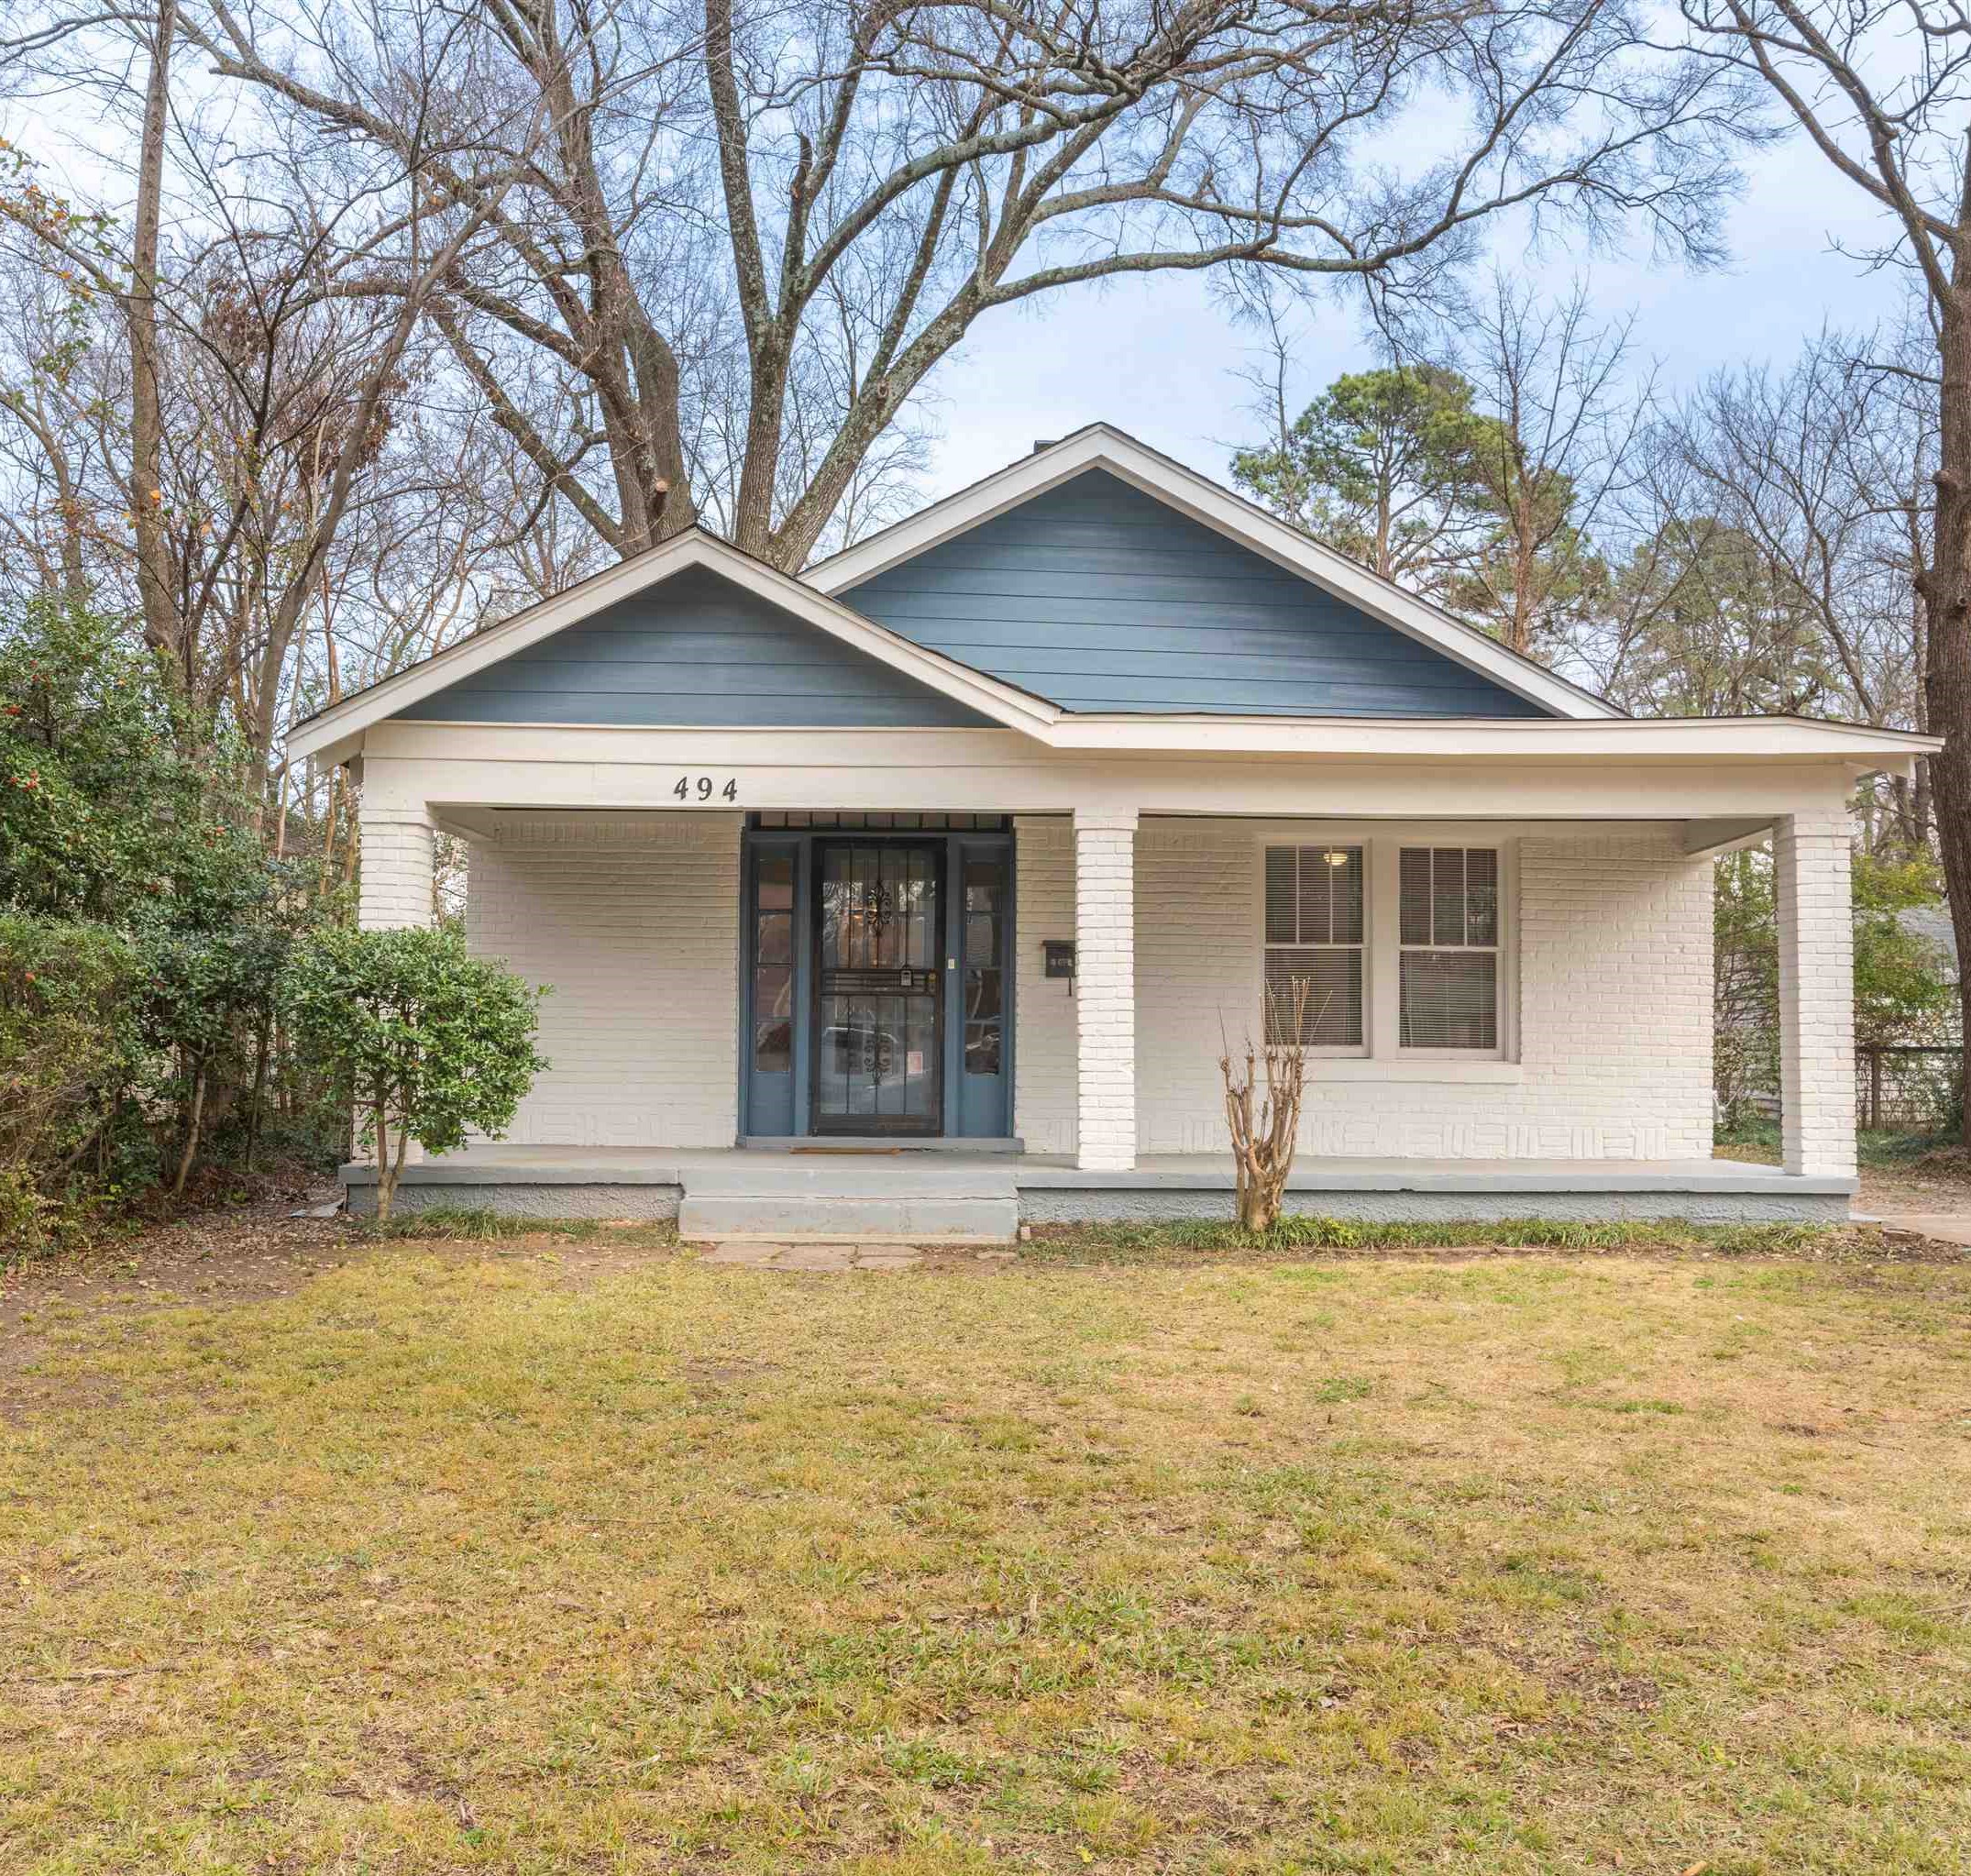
[{"left": 5, "top": 1230, "right": 1969, "bottom": 1872}]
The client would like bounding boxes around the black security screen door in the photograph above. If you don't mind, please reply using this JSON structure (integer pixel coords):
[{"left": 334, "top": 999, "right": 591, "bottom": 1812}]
[{"left": 813, "top": 842, "right": 943, "bottom": 1133}]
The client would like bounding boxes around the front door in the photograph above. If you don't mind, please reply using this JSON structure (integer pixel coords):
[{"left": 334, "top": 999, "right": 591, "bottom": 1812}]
[{"left": 812, "top": 840, "right": 943, "bottom": 1134}]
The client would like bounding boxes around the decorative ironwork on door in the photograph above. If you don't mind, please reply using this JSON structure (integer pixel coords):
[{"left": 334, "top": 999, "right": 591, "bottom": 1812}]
[{"left": 813, "top": 842, "right": 942, "bottom": 1132}]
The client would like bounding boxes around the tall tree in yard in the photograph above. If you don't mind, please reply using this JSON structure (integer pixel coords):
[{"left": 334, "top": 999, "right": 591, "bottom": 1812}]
[
  {"left": 0, "top": 0, "right": 1761, "bottom": 573},
  {"left": 1609, "top": 513, "right": 1843, "bottom": 716},
  {"left": 1681, "top": 0, "right": 1971, "bottom": 1141},
  {"left": 1445, "top": 277, "right": 1646, "bottom": 657},
  {"left": 1609, "top": 334, "right": 1934, "bottom": 807},
  {"left": 0, "top": 2, "right": 548, "bottom": 792},
  {"left": 1231, "top": 365, "right": 1491, "bottom": 592}
]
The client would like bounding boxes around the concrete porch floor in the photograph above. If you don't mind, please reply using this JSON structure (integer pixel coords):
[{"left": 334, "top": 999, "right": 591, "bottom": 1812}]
[{"left": 338, "top": 1144, "right": 1855, "bottom": 1226}]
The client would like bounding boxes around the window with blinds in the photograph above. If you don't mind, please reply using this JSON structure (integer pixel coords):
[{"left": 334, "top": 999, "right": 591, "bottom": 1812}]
[
  {"left": 1398, "top": 847, "right": 1500, "bottom": 1050},
  {"left": 1263, "top": 845, "right": 1364, "bottom": 1047}
]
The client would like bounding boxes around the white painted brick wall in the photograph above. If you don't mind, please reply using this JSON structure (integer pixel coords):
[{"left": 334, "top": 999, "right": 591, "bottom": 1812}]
[
  {"left": 463, "top": 811, "right": 741, "bottom": 1147},
  {"left": 1775, "top": 810, "right": 1856, "bottom": 1177},
  {"left": 454, "top": 809, "right": 1733, "bottom": 1164},
  {"left": 1014, "top": 817, "right": 1077, "bottom": 1154},
  {"left": 1074, "top": 810, "right": 1140, "bottom": 1170},
  {"left": 1134, "top": 823, "right": 1264, "bottom": 1154},
  {"left": 358, "top": 816, "right": 436, "bottom": 931},
  {"left": 1017, "top": 819, "right": 1718, "bottom": 1161}
]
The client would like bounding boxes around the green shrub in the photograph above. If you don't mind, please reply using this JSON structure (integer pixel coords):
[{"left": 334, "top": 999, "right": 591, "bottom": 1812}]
[
  {"left": 0, "top": 1167, "right": 53, "bottom": 1259},
  {"left": 3, "top": 599, "right": 348, "bottom": 1210},
  {"left": 285, "top": 926, "right": 548, "bottom": 1222},
  {"left": 0, "top": 914, "right": 151, "bottom": 1256}
]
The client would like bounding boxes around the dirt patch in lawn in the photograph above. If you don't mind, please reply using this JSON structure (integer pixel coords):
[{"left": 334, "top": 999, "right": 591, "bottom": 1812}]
[
  {"left": 0, "top": 1201, "right": 688, "bottom": 1422},
  {"left": 1861, "top": 1147, "right": 1971, "bottom": 1216}
]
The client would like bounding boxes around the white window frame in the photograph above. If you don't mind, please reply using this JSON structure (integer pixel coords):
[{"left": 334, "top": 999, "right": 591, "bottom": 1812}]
[
  {"left": 1260, "top": 844, "right": 1370, "bottom": 1058},
  {"left": 1391, "top": 844, "right": 1507, "bottom": 1058},
  {"left": 1253, "top": 829, "right": 1519, "bottom": 1079}
]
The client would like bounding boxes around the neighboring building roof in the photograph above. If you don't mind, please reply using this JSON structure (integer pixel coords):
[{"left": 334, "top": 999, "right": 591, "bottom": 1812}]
[{"left": 1899, "top": 903, "right": 1959, "bottom": 977}]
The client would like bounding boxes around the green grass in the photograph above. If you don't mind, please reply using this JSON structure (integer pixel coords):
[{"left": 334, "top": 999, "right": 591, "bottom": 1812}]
[
  {"left": 1858, "top": 1129, "right": 1963, "bottom": 1168},
  {"left": 1027, "top": 1212, "right": 1847, "bottom": 1263},
  {"left": 1713, "top": 1116, "right": 1784, "bottom": 1162},
  {"left": 366, "top": 1204, "right": 678, "bottom": 1244},
  {"left": 5, "top": 1235, "right": 1970, "bottom": 1872},
  {"left": 1715, "top": 1120, "right": 1961, "bottom": 1169}
]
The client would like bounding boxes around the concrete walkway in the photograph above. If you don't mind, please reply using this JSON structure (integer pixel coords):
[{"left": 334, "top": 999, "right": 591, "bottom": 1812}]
[{"left": 1877, "top": 1214, "right": 1971, "bottom": 1248}]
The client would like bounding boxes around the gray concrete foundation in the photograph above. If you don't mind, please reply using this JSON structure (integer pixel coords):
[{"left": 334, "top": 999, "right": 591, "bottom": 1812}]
[
  {"left": 1015, "top": 1187, "right": 1851, "bottom": 1226},
  {"left": 339, "top": 1146, "right": 1854, "bottom": 1229},
  {"left": 343, "top": 1180, "right": 682, "bottom": 1221}
]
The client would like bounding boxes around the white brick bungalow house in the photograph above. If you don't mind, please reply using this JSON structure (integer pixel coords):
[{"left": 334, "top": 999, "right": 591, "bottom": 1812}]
[{"left": 292, "top": 427, "right": 1935, "bottom": 1233}]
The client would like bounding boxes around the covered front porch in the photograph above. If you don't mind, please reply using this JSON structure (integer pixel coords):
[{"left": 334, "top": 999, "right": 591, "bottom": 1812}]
[{"left": 325, "top": 710, "right": 1921, "bottom": 1228}]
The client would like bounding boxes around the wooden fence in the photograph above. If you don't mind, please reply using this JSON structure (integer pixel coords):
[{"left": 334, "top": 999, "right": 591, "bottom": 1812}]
[{"left": 1855, "top": 1045, "right": 1961, "bottom": 1131}]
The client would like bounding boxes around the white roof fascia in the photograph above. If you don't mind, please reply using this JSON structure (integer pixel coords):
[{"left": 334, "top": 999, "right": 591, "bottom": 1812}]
[
  {"left": 288, "top": 530, "right": 1062, "bottom": 762},
  {"left": 806, "top": 424, "right": 1619, "bottom": 723},
  {"left": 343, "top": 708, "right": 1934, "bottom": 777},
  {"left": 1036, "top": 714, "right": 1940, "bottom": 765}
]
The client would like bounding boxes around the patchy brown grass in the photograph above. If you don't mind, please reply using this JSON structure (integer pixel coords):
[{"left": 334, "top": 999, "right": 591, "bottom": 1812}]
[{"left": 3, "top": 1227, "right": 1969, "bottom": 1872}]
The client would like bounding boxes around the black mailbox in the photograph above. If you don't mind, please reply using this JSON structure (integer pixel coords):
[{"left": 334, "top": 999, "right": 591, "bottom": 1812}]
[{"left": 1043, "top": 940, "right": 1076, "bottom": 980}]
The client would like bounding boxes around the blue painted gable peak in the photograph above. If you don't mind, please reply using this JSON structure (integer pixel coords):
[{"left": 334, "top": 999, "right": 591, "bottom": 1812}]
[
  {"left": 395, "top": 562, "right": 996, "bottom": 729},
  {"left": 839, "top": 469, "right": 1553, "bottom": 718}
]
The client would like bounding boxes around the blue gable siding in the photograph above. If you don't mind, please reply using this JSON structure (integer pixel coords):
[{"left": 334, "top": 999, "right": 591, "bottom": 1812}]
[
  {"left": 395, "top": 565, "right": 995, "bottom": 729},
  {"left": 840, "top": 470, "right": 1552, "bottom": 717}
]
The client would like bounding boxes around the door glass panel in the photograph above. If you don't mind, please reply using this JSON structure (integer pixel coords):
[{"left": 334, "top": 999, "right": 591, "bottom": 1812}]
[
  {"left": 816, "top": 842, "right": 941, "bottom": 1131},
  {"left": 752, "top": 850, "right": 794, "bottom": 1073},
  {"left": 963, "top": 853, "right": 1006, "bottom": 1078}
]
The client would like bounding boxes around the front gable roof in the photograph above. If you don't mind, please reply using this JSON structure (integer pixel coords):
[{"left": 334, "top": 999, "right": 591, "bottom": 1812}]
[
  {"left": 288, "top": 529, "right": 1060, "bottom": 763},
  {"left": 832, "top": 467, "right": 1549, "bottom": 718},
  {"left": 392, "top": 562, "right": 1000, "bottom": 732},
  {"left": 809, "top": 425, "right": 1618, "bottom": 722}
]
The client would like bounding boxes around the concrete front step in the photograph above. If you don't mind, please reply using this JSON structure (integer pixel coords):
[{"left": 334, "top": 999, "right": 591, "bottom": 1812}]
[
  {"left": 701, "top": 1236, "right": 937, "bottom": 1254},
  {"left": 677, "top": 1156, "right": 1019, "bottom": 1241},
  {"left": 684, "top": 1162, "right": 1017, "bottom": 1197},
  {"left": 677, "top": 1194, "right": 1018, "bottom": 1242}
]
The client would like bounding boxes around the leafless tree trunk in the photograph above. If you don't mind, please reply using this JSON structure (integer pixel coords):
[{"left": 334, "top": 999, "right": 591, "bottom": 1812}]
[
  {"left": 171, "top": 1058, "right": 204, "bottom": 1197},
  {"left": 371, "top": 1096, "right": 411, "bottom": 1224},
  {"left": 1929, "top": 270, "right": 1971, "bottom": 1142},
  {"left": 1446, "top": 274, "right": 1649, "bottom": 657},
  {"left": 1219, "top": 983, "right": 1314, "bottom": 1235},
  {"left": 126, "top": 0, "right": 177, "bottom": 668},
  {"left": 1682, "top": 0, "right": 1971, "bottom": 1141}
]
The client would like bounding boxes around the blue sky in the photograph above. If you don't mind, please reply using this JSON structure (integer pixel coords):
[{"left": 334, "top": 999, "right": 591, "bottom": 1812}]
[{"left": 921, "top": 140, "right": 1907, "bottom": 498}]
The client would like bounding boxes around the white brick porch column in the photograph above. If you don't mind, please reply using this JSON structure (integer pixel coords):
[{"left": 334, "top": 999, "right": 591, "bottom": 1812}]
[
  {"left": 1074, "top": 808, "right": 1138, "bottom": 1172},
  {"left": 358, "top": 811, "right": 436, "bottom": 931},
  {"left": 353, "top": 808, "right": 437, "bottom": 1170},
  {"left": 1774, "top": 810, "right": 1855, "bottom": 1178}
]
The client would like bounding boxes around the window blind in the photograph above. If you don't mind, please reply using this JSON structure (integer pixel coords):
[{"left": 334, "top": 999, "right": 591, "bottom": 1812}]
[{"left": 1263, "top": 846, "right": 1364, "bottom": 1046}]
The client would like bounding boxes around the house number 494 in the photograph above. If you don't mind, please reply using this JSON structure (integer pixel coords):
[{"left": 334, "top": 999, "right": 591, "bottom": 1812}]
[{"left": 673, "top": 775, "right": 738, "bottom": 803}]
